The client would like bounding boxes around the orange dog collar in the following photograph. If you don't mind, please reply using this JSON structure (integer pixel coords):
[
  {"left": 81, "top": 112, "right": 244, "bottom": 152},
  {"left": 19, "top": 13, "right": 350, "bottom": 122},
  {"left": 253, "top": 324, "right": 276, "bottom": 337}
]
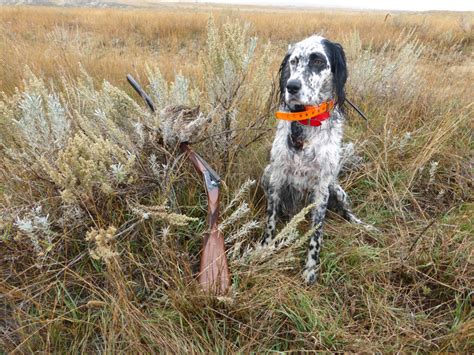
[{"left": 275, "top": 100, "right": 335, "bottom": 127}]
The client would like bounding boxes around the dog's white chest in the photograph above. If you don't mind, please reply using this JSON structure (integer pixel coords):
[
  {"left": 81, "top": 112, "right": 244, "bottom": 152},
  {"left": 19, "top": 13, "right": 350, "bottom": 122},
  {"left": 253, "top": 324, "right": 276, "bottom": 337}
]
[
  {"left": 288, "top": 144, "right": 339, "bottom": 187},
  {"left": 269, "top": 121, "right": 342, "bottom": 191}
]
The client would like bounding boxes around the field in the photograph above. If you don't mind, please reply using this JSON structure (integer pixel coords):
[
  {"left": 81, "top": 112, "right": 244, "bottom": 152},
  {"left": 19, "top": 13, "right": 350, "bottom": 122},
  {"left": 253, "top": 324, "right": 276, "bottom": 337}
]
[{"left": 0, "top": 4, "right": 473, "bottom": 353}]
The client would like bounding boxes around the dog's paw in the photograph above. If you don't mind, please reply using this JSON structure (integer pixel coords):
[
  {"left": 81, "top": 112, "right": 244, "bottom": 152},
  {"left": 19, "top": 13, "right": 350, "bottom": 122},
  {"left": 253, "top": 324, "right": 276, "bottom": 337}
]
[
  {"left": 302, "top": 267, "right": 319, "bottom": 285},
  {"left": 361, "top": 223, "right": 380, "bottom": 233},
  {"left": 351, "top": 217, "right": 380, "bottom": 234},
  {"left": 261, "top": 233, "right": 274, "bottom": 247}
]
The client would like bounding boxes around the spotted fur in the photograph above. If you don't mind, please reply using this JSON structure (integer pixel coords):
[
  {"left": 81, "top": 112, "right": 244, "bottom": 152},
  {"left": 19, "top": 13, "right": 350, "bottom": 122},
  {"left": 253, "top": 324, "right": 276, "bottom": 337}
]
[{"left": 262, "top": 35, "right": 371, "bottom": 285}]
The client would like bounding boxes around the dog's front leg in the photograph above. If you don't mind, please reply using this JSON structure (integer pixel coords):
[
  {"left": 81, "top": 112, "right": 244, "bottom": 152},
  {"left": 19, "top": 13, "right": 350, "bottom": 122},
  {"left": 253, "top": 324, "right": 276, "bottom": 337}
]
[
  {"left": 263, "top": 185, "right": 280, "bottom": 246},
  {"left": 303, "top": 184, "right": 330, "bottom": 285},
  {"left": 261, "top": 165, "right": 283, "bottom": 246}
]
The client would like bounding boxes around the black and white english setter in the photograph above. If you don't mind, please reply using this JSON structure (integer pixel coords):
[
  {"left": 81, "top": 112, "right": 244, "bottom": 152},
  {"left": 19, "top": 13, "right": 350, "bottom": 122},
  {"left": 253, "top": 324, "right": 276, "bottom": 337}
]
[{"left": 262, "top": 35, "right": 372, "bottom": 285}]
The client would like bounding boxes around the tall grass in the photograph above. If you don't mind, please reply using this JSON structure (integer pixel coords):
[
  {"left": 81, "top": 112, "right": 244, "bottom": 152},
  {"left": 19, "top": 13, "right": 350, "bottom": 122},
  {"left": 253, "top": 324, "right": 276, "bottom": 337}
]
[
  {"left": 0, "top": 6, "right": 472, "bottom": 94},
  {"left": 1, "top": 5, "right": 473, "bottom": 353}
]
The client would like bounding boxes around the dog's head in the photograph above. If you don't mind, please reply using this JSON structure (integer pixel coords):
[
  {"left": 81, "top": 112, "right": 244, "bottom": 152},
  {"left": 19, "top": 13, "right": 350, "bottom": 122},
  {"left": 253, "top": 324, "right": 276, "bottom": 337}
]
[{"left": 279, "top": 35, "right": 347, "bottom": 111}]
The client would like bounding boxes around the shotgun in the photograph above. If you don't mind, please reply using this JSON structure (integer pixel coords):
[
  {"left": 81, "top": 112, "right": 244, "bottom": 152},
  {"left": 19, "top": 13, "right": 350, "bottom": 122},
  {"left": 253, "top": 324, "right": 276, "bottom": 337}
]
[{"left": 126, "top": 74, "right": 230, "bottom": 295}]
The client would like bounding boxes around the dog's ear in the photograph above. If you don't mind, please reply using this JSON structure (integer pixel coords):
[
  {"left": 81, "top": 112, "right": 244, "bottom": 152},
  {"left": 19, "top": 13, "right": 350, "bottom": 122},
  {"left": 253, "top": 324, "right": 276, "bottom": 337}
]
[
  {"left": 323, "top": 40, "right": 347, "bottom": 108},
  {"left": 278, "top": 50, "right": 292, "bottom": 105}
]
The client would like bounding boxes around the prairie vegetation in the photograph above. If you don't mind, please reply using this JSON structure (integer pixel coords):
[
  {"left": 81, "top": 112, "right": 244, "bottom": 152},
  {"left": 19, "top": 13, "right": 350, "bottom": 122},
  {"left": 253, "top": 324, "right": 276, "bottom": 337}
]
[{"left": 1, "top": 5, "right": 473, "bottom": 353}]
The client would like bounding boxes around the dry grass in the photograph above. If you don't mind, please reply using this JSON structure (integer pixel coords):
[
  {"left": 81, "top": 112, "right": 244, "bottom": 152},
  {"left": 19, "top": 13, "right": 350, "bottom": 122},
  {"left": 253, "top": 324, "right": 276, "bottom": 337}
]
[
  {"left": 0, "top": 5, "right": 472, "bottom": 93},
  {"left": 0, "top": 4, "right": 473, "bottom": 353}
]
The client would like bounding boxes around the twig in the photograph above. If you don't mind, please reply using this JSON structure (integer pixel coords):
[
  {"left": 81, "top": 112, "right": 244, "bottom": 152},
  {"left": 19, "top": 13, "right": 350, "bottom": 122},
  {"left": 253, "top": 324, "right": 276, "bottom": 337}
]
[
  {"left": 191, "top": 127, "right": 271, "bottom": 145},
  {"left": 406, "top": 219, "right": 436, "bottom": 257},
  {"left": 404, "top": 204, "right": 454, "bottom": 261}
]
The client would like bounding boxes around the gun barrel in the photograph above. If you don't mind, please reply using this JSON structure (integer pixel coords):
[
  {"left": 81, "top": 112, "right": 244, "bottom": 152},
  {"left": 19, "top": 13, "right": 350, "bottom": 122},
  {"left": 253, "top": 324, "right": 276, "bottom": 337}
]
[{"left": 126, "top": 74, "right": 156, "bottom": 112}]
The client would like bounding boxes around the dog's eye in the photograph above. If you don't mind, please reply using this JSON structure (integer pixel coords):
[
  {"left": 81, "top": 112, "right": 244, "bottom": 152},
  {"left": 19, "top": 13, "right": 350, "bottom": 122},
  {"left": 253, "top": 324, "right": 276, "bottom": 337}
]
[
  {"left": 313, "top": 58, "right": 324, "bottom": 66},
  {"left": 309, "top": 53, "right": 325, "bottom": 67},
  {"left": 289, "top": 57, "right": 298, "bottom": 66}
]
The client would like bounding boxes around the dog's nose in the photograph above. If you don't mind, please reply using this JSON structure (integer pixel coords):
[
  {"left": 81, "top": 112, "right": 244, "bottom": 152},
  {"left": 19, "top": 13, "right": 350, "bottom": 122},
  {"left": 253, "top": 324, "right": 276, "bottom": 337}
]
[{"left": 286, "top": 79, "right": 301, "bottom": 95}]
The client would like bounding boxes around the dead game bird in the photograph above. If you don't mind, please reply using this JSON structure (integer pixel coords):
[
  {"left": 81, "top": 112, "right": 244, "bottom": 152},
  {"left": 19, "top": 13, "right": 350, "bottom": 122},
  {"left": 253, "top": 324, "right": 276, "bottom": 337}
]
[{"left": 160, "top": 105, "right": 212, "bottom": 146}]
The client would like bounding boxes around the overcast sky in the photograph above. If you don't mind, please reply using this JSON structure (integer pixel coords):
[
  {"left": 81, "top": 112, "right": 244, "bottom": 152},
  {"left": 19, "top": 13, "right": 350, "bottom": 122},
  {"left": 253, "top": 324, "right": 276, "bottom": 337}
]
[{"left": 199, "top": 0, "right": 473, "bottom": 12}]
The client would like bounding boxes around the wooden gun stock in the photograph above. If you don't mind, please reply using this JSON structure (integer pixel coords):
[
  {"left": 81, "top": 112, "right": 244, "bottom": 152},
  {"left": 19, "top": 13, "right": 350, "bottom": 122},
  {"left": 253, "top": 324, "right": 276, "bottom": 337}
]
[{"left": 181, "top": 143, "right": 230, "bottom": 294}]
